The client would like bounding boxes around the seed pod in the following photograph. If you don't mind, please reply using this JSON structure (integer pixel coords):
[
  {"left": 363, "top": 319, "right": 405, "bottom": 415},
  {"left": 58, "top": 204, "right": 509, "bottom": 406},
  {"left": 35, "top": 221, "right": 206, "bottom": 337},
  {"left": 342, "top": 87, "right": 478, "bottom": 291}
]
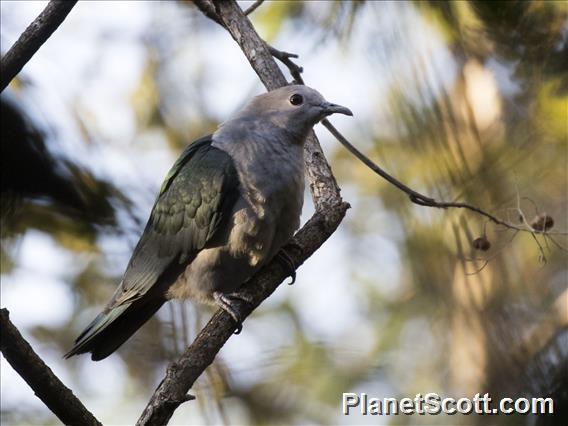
[
  {"left": 530, "top": 214, "right": 554, "bottom": 231},
  {"left": 472, "top": 236, "right": 491, "bottom": 251}
]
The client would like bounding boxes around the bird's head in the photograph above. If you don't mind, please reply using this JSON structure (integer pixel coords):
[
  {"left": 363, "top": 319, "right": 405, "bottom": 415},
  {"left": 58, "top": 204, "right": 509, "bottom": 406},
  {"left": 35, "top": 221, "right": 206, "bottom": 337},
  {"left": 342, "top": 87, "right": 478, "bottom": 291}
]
[{"left": 240, "top": 85, "right": 353, "bottom": 140}]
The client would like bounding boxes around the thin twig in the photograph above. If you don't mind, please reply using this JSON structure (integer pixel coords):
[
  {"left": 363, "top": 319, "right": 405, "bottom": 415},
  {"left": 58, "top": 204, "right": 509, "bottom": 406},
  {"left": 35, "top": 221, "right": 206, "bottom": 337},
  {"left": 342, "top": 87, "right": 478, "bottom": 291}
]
[
  {"left": 465, "top": 260, "right": 489, "bottom": 275},
  {"left": 244, "top": 0, "right": 265, "bottom": 16},
  {"left": 509, "top": 229, "right": 520, "bottom": 243},
  {"left": 0, "top": 309, "right": 102, "bottom": 426},
  {"left": 530, "top": 232, "right": 547, "bottom": 264},
  {"left": 321, "top": 119, "right": 437, "bottom": 204},
  {"left": 521, "top": 196, "right": 540, "bottom": 217},
  {"left": 320, "top": 119, "right": 567, "bottom": 237},
  {"left": 192, "top": 0, "right": 305, "bottom": 85},
  {"left": 546, "top": 235, "right": 568, "bottom": 252},
  {"left": 268, "top": 46, "right": 304, "bottom": 84},
  {"left": 0, "top": 0, "right": 78, "bottom": 93}
]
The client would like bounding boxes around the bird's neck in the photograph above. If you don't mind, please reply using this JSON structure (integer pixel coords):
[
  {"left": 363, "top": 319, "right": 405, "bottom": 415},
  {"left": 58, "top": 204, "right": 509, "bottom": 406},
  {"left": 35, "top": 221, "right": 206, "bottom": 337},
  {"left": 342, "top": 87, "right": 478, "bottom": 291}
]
[
  {"left": 212, "top": 117, "right": 307, "bottom": 159},
  {"left": 212, "top": 119, "right": 305, "bottom": 201}
]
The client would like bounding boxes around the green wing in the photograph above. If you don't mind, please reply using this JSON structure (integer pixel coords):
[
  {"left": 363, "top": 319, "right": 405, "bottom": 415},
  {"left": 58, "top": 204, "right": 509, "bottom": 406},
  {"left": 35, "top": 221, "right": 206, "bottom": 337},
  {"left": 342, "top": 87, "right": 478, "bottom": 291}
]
[
  {"left": 118, "top": 135, "right": 240, "bottom": 301},
  {"left": 65, "top": 136, "right": 239, "bottom": 359}
]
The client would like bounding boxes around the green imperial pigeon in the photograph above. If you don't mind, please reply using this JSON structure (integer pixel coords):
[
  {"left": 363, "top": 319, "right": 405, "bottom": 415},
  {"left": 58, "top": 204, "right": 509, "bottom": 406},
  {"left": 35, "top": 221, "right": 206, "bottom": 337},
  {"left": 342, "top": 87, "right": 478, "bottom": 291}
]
[{"left": 65, "top": 85, "right": 352, "bottom": 361}]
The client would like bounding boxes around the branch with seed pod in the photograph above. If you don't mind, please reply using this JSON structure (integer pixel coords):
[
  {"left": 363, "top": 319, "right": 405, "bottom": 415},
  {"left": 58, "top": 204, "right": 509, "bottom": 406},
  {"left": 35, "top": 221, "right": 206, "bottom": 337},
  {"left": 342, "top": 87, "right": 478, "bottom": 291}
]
[
  {"left": 465, "top": 189, "right": 565, "bottom": 274},
  {"left": 320, "top": 89, "right": 567, "bottom": 269}
]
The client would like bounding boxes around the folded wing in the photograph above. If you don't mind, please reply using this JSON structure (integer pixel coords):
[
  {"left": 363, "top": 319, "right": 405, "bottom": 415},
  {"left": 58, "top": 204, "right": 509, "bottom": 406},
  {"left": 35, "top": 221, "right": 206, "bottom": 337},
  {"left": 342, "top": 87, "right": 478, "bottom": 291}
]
[{"left": 65, "top": 136, "right": 240, "bottom": 360}]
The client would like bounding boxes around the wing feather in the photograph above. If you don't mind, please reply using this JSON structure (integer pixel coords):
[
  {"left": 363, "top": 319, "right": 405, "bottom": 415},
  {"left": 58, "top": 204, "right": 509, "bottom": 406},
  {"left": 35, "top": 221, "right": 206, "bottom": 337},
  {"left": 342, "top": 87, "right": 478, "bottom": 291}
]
[
  {"left": 66, "top": 136, "right": 240, "bottom": 359},
  {"left": 110, "top": 135, "right": 239, "bottom": 306}
]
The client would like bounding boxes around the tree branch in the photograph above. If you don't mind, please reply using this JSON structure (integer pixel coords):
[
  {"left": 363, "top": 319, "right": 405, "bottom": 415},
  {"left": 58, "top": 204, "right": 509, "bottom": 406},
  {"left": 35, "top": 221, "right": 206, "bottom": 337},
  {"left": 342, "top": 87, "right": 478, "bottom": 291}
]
[
  {"left": 268, "top": 46, "right": 304, "bottom": 84},
  {"left": 243, "top": 0, "right": 265, "bottom": 16},
  {"left": 321, "top": 118, "right": 566, "bottom": 236},
  {"left": 191, "top": 0, "right": 223, "bottom": 26},
  {"left": 137, "top": 209, "right": 346, "bottom": 425},
  {"left": 0, "top": 0, "right": 77, "bottom": 93},
  {"left": 0, "top": 308, "right": 102, "bottom": 426},
  {"left": 138, "top": 0, "right": 349, "bottom": 424}
]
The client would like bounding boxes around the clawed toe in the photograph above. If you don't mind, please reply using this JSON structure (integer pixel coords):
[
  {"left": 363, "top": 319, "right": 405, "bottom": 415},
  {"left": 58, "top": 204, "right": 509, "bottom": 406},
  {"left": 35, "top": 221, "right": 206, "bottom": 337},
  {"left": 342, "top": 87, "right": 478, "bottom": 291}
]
[
  {"left": 213, "top": 291, "right": 251, "bottom": 334},
  {"left": 287, "top": 270, "right": 296, "bottom": 285},
  {"left": 276, "top": 250, "right": 297, "bottom": 285}
]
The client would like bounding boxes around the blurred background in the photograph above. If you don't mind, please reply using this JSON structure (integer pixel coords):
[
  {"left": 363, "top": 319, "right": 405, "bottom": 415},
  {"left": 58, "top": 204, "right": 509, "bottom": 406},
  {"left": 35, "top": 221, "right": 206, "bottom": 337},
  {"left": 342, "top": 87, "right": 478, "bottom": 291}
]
[{"left": 1, "top": 1, "right": 567, "bottom": 425}]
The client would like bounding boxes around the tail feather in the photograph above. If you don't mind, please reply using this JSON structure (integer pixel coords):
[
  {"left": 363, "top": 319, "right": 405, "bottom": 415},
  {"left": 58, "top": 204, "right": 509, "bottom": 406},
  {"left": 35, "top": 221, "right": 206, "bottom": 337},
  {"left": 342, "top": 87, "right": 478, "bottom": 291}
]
[{"left": 64, "top": 296, "right": 166, "bottom": 361}]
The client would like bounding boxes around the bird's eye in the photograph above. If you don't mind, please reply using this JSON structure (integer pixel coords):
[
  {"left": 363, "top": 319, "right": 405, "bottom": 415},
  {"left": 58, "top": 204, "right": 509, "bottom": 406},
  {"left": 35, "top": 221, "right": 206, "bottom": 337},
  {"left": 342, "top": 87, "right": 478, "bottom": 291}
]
[{"left": 289, "top": 94, "right": 303, "bottom": 106}]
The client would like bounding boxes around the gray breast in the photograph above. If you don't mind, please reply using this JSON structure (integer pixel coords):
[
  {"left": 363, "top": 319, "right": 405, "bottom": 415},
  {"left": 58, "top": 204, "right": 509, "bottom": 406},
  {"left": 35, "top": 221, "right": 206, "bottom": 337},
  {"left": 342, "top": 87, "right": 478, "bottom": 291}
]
[{"left": 167, "top": 130, "right": 304, "bottom": 304}]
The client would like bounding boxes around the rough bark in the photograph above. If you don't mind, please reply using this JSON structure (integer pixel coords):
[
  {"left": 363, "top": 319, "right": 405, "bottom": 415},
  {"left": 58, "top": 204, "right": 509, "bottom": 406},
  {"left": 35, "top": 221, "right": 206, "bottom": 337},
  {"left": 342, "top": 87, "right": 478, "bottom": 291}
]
[
  {"left": 0, "top": 309, "right": 102, "bottom": 426},
  {"left": 137, "top": 1, "right": 349, "bottom": 424},
  {"left": 0, "top": 0, "right": 77, "bottom": 93}
]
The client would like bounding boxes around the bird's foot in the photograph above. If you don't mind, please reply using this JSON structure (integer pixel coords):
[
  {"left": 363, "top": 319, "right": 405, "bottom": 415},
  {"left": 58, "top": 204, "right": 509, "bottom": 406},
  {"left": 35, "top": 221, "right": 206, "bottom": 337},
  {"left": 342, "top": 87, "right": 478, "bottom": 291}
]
[
  {"left": 213, "top": 291, "right": 252, "bottom": 334},
  {"left": 276, "top": 249, "right": 297, "bottom": 285}
]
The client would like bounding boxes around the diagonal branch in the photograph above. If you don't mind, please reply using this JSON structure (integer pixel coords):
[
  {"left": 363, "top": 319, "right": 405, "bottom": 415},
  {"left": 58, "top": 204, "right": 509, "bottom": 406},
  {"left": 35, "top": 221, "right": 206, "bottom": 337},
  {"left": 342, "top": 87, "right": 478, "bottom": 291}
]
[
  {"left": 138, "top": 0, "right": 349, "bottom": 424},
  {"left": 321, "top": 117, "right": 566, "bottom": 236},
  {"left": 243, "top": 0, "right": 265, "bottom": 16},
  {"left": 191, "top": 0, "right": 223, "bottom": 26},
  {"left": 137, "top": 209, "right": 346, "bottom": 425},
  {"left": 0, "top": 308, "right": 102, "bottom": 426},
  {"left": 0, "top": 0, "right": 78, "bottom": 93}
]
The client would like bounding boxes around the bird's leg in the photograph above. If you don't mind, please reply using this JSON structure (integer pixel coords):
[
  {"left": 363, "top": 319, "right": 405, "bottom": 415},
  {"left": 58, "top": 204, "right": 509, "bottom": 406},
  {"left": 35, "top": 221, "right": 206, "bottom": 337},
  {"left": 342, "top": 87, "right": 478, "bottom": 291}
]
[
  {"left": 213, "top": 291, "right": 253, "bottom": 334},
  {"left": 276, "top": 249, "right": 297, "bottom": 285}
]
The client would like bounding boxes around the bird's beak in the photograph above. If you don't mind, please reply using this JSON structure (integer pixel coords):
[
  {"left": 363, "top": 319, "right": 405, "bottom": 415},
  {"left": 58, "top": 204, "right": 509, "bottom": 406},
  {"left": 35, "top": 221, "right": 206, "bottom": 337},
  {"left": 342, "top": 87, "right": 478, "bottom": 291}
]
[{"left": 320, "top": 101, "right": 353, "bottom": 117}]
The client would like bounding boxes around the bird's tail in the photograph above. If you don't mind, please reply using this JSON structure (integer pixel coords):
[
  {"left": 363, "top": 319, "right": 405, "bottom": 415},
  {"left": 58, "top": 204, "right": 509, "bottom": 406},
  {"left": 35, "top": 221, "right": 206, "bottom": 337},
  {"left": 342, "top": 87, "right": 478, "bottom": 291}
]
[{"left": 64, "top": 296, "right": 166, "bottom": 361}]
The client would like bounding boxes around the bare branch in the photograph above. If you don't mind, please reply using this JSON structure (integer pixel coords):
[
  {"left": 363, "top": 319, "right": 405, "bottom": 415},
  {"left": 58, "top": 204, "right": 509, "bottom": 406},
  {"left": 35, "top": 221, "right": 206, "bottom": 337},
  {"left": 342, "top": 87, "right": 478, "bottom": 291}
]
[
  {"left": 244, "top": 0, "right": 265, "bottom": 16},
  {"left": 191, "top": 0, "right": 223, "bottom": 26},
  {"left": 0, "top": 0, "right": 78, "bottom": 93},
  {"left": 138, "top": 208, "right": 347, "bottom": 424},
  {"left": 193, "top": 0, "right": 264, "bottom": 22},
  {"left": 192, "top": 1, "right": 305, "bottom": 88},
  {"left": 320, "top": 117, "right": 567, "bottom": 237},
  {"left": 0, "top": 308, "right": 102, "bottom": 426},
  {"left": 465, "top": 259, "right": 489, "bottom": 275},
  {"left": 268, "top": 46, "right": 304, "bottom": 84},
  {"left": 138, "top": 1, "right": 349, "bottom": 424},
  {"left": 321, "top": 119, "right": 436, "bottom": 204}
]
